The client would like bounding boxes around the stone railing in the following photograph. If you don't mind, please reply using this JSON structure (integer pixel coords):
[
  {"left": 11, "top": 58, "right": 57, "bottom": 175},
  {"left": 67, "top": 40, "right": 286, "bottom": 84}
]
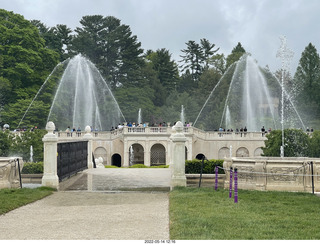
[
  {"left": 223, "top": 157, "right": 319, "bottom": 193},
  {"left": 0, "top": 157, "right": 23, "bottom": 189},
  {"left": 54, "top": 126, "right": 193, "bottom": 140}
]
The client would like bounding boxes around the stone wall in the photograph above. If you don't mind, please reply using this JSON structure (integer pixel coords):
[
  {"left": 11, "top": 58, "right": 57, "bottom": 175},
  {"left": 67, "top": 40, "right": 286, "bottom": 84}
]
[
  {"left": 223, "top": 157, "right": 320, "bottom": 193},
  {"left": 0, "top": 157, "right": 23, "bottom": 189}
]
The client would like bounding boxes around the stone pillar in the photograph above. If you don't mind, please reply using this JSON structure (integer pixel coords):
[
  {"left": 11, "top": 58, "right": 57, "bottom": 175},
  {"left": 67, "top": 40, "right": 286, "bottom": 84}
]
[
  {"left": 145, "top": 141, "right": 151, "bottom": 167},
  {"left": 42, "top": 121, "right": 59, "bottom": 189},
  {"left": 123, "top": 140, "right": 129, "bottom": 167},
  {"left": 170, "top": 121, "right": 187, "bottom": 189},
  {"left": 223, "top": 158, "right": 233, "bottom": 189},
  {"left": 83, "top": 125, "right": 93, "bottom": 169}
]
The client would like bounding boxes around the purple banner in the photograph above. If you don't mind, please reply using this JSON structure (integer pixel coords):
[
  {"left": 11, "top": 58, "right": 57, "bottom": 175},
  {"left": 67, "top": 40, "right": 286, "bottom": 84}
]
[
  {"left": 234, "top": 168, "right": 238, "bottom": 203},
  {"left": 229, "top": 167, "right": 233, "bottom": 198},
  {"left": 215, "top": 166, "right": 218, "bottom": 190}
]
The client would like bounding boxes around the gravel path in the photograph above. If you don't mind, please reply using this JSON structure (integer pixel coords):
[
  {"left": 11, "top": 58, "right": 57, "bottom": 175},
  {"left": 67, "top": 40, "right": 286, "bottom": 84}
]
[
  {"left": 0, "top": 168, "right": 172, "bottom": 240},
  {"left": 0, "top": 191, "right": 169, "bottom": 240}
]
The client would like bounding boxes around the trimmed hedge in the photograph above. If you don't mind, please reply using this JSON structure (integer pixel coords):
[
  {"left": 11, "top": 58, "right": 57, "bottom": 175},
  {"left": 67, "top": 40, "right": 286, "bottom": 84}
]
[
  {"left": 185, "top": 159, "right": 224, "bottom": 174},
  {"left": 21, "top": 162, "right": 44, "bottom": 174},
  {"left": 23, "top": 160, "right": 222, "bottom": 173}
]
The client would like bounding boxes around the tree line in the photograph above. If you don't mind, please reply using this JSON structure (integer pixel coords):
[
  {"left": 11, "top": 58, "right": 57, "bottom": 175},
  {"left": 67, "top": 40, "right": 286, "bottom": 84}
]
[{"left": 1, "top": 9, "right": 320, "bottom": 131}]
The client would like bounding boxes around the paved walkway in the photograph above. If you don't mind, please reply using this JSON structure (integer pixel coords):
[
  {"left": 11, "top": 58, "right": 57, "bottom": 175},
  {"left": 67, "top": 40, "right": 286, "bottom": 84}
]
[{"left": 0, "top": 168, "right": 171, "bottom": 240}]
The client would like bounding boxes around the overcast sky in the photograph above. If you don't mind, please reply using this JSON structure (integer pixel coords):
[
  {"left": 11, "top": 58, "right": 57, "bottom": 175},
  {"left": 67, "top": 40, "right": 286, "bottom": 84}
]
[{"left": 1, "top": 0, "right": 320, "bottom": 74}]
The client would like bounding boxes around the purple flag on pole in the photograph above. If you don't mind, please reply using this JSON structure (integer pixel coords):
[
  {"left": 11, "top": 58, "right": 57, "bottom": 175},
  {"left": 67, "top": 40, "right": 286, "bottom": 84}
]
[
  {"left": 234, "top": 168, "right": 238, "bottom": 203},
  {"left": 229, "top": 167, "right": 233, "bottom": 198}
]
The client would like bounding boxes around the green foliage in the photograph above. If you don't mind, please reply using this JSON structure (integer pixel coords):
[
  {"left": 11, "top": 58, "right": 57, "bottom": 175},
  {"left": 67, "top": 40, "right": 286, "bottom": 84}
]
[
  {"left": 0, "top": 130, "right": 14, "bottom": 156},
  {"left": 293, "top": 43, "right": 320, "bottom": 119},
  {"left": 105, "top": 165, "right": 120, "bottom": 168},
  {"left": 0, "top": 9, "right": 59, "bottom": 128},
  {"left": 21, "top": 161, "right": 43, "bottom": 174},
  {"left": 145, "top": 48, "right": 180, "bottom": 93},
  {"left": 129, "top": 164, "right": 148, "bottom": 168},
  {"left": 180, "top": 39, "right": 219, "bottom": 81},
  {"left": 0, "top": 187, "right": 54, "bottom": 215},
  {"left": 150, "top": 165, "right": 169, "bottom": 168},
  {"left": 9, "top": 129, "right": 47, "bottom": 162},
  {"left": 226, "top": 42, "right": 246, "bottom": 68},
  {"left": 185, "top": 159, "right": 224, "bottom": 174},
  {"left": 115, "top": 86, "right": 157, "bottom": 123},
  {"left": 71, "top": 15, "right": 144, "bottom": 89},
  {"left": 262, "top": 129, "right": 310, "bottom": 157},
  {"left": 308, "top": 130, "right": 320, "bottom": 157}
]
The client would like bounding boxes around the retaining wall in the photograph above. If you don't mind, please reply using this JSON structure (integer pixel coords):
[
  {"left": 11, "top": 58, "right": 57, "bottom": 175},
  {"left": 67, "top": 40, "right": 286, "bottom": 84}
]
[
  {"left": 223, "top": 157, "right": 320, "bottom": 193},
  {"left": 0, "top": 157, "right": 23, "bottom": 189}
]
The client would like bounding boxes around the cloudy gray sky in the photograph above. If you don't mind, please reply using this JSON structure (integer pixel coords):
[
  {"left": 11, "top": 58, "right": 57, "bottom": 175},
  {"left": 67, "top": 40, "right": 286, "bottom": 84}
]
[{"left": 1, "top": 0, "right": 320, "bottom": 73}]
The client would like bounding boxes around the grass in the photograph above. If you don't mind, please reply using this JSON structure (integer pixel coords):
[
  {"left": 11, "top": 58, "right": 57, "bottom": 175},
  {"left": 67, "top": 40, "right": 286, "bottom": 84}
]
[
  {"left": 169, "top": 187, "right": 320, "bottom": 240},
  {"left": 0, "top": 187, "right": 55, "bottom": 215}
]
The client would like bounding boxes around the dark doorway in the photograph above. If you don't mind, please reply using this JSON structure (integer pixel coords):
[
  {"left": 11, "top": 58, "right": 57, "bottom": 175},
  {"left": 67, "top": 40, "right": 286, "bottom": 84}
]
[
  {"left": 196, "top": 153, "right": 206, "bottom": 160},
  {"left": 111, "top": 154, "right": 121, "bottom": 167}
]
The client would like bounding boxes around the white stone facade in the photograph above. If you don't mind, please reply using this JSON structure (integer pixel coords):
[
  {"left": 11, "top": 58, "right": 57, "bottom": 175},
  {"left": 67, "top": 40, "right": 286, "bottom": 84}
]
[{"left": 55, "top": 126, "right": 267, "bottom": 167}]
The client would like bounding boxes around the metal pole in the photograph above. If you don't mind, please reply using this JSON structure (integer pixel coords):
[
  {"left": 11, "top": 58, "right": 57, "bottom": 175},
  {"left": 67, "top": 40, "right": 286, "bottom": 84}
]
[
  {"left": 281, "top": 68, "right": 284, "bottom": 157},
  {"left": 92, "top": 153, "right": 96, "bottom": 168},
  {"left": 17, "top": 158, "right": 22, "bottom": 188},
  {"left": 311, "top": 161, "right": 314, "bottom": 194},
  {"left": 229, "top": 167, "right": 233, "bottom": 198},
  {"left": 199, "top": 156, "right": 205, "bottom": 188}
]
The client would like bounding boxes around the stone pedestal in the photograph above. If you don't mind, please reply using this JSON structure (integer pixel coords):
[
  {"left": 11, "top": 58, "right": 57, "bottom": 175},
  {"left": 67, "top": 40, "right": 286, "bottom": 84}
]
[
  {"left": 42, "top": 121, "right": 59, "bottom": 189},
  {"left": 83, "top": 125, "right": 93, "bottom": 169},
  {"left": 170, "top": 121, "right": 187, "bottom": 189}
]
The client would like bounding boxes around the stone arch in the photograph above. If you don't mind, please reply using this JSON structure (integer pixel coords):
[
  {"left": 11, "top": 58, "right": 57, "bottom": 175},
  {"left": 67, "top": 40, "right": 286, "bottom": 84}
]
[
  {"left": 236, "top": 147, "right": 249, "bottom": 157},
  {"left": 254, "top": 147, "right": 263, "bottom": 156},
  {"left": 93, "top": 147, "right": 107, "bottom": 165},
  {"left": 111, "top": 154, "right": 122, "bottom": 167},
  {"left": 218, "top": 147, "right": 230, "bottom": 159},
  {"left": 195, "top": 153, "right": 206, "bottom": 160},
  {"left": 150, "top": 143, "right": 166, "bottom": 166},
  {"left": 129, "top": 143, "right": 144, "bottom": 165}
]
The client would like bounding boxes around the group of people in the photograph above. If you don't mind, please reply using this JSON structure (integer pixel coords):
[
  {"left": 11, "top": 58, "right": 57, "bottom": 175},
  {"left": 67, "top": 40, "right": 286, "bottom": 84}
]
[
  {"left": 110, "top": 121, "right": 174, "bottom": 131},
  {"left": 218, "top": 126, "right": 248, "bottom": 133},
  {"left": 306, "top": 127, "right": 314, "bottom": 133},
  {"left": 65, "top": 126, "right": 83, "bottom": 137},
  {"left": 261, "top": 126, "right": 272, "bottom": 136}
]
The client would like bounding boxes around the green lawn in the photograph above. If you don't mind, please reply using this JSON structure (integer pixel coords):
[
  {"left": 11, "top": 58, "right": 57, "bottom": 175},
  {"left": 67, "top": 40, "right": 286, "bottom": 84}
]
[
  {"left": 169, "top": 187, "right": 320, "bottom": 240},
  {"left": 0, "top": 187, "right": 55, "bottom": 215}
]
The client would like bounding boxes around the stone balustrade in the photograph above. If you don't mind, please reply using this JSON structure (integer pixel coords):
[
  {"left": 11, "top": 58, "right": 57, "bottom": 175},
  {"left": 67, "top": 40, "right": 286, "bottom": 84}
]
[
  {"left": 53, "top": 126, "right": 269, "bottom": 141},
  {"left": 0, "top": 157, "right": 23, "bottom": 189},
  {"left": 223, "top": 157, "right": 320, "bottom": 193}
]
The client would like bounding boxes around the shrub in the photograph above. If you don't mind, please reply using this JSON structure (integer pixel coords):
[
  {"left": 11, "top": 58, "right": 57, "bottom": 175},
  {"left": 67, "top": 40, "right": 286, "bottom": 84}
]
[
  {"left": 150, "top": 165, "right": 169, "bottom": 168},
  {"left": 21, "top": 162, "right": 43, "bottom": 174},
  {"left": 185, "top": 159, "right": 224, "bottom": 174},
  {"left": 129, "top": 164, "right": 148, "bottom": 168}
]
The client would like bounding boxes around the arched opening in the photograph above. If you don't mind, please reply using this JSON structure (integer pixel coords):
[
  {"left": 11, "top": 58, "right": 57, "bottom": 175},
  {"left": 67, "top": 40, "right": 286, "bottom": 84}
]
[
  {"left": 111, "top": 154, "right": 122, "bottom": 167},
  {"left": 93, "top": 147, "right": 107, "bottom": 165},
  {"left": 218, "top": 147, "right": 230, "bottom": 159},
  {"left": 254, "top": 147, "right": 263, "bottom": 156},
  {"left": 150, "top": 144, "right": 166, "bottom": 166},
  {"left": 236, "top": 147, "right": 249, "bottom": 157},
  {"left": 196, "top": 153, "right": 206, "bottom": 160},
  {"left": 185, "top": 146, "right": 188, "bottom": 160},
  {"left": 129, "top": 143, "right": 144, "bottom": 165}
]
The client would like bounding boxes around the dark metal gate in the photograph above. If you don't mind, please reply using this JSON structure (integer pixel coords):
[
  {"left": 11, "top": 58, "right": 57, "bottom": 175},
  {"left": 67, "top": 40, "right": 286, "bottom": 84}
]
[{"left": 57, "top": 141, "right": 88, "bottom": 181}]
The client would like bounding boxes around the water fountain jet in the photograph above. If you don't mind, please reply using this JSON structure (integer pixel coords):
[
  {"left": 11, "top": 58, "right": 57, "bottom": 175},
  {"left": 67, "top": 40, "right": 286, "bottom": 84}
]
[{"left": 19, "top": 54, "right": 126, "bottom": 130}]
